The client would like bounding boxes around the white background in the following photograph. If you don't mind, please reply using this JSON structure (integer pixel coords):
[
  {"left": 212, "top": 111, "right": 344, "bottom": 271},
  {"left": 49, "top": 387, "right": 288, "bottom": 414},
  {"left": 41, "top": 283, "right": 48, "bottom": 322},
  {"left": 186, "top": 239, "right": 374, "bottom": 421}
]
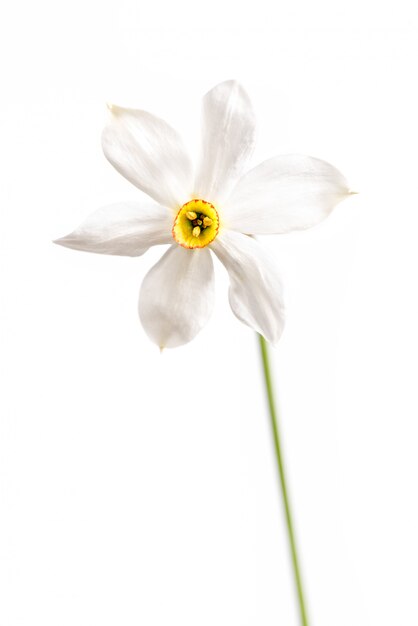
[{"left": 1, "top": 1, "right": 417, "bottom": 624}]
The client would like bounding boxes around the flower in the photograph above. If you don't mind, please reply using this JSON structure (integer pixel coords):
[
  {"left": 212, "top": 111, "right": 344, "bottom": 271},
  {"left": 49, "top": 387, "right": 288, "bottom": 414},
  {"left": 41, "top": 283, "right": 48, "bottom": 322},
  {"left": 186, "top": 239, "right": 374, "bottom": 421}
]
[{"left": 55, "top": 80, "right": 352, "bottom": 349}]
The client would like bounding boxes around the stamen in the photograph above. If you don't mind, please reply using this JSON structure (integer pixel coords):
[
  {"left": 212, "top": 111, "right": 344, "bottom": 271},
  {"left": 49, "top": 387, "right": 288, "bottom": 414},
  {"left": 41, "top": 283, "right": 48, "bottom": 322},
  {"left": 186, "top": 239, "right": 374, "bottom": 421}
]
[
  {"left": 192, "top": 226, "right": 201, "bottom": 238},
  {"left": 186, "top": 211, "right": 197, "bottom": 220},
  {"left": 203, "top": 217, "right": 213, "bottom": 227}
]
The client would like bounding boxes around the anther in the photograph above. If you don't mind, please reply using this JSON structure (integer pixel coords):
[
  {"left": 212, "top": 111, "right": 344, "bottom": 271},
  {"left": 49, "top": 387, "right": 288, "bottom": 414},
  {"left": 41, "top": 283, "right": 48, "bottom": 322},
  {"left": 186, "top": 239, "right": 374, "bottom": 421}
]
[
  {"left": 203, "top": 217, "right": 213, "bottom": 227},
  {"left": 186, "top": 211, "right": 197, "bottom": 220},
  {"left": 192, "top": 226, "right": 201, "bottom": 238}
]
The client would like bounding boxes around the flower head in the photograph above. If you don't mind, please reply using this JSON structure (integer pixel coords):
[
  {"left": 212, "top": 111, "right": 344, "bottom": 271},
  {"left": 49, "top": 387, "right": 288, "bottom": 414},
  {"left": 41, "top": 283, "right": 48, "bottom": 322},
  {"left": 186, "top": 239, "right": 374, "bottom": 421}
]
[{"left": 55, "top": 81, "right": 352, "bottom": 348}]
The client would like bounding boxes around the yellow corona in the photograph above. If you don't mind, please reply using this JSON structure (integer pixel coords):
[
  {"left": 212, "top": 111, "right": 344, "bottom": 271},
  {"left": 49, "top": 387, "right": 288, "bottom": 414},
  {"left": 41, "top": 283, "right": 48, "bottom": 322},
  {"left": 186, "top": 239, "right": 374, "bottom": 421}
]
[{"left": 172, "top": 199, "right": 219, "bottom": 249}]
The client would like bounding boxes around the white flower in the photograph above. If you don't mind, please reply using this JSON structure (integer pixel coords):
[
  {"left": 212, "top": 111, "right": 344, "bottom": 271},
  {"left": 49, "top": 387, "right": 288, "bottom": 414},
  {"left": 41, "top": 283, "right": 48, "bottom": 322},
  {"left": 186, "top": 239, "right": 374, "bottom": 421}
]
[{"left": 55, "top": 81, "right": 352, "bottom": 349}]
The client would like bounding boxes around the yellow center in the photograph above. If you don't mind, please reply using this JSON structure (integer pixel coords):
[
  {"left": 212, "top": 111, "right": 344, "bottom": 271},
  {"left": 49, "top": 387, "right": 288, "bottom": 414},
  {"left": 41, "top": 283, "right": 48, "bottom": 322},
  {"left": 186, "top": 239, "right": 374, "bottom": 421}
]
[{"left": 172, "top": 199, "right": 219, "bottom": 249}]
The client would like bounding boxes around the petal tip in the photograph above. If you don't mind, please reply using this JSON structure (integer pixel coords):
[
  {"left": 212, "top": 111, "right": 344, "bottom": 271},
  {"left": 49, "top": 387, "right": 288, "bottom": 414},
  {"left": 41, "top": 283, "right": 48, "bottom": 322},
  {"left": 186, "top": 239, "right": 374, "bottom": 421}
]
[
  {"left": 222, "top": 78, "right": 241, "bottom": 87},
  {"left": 53, "top": 236, "right": 67, "bottom": 247},
  {"left": 53, "top": 234, "right": 79, "bottom": 250},
  {"left": 106, "top": 102, "right": 122, "bottom": 116},
  {"left": 204, "top": 78, "right": 248, "bottom": 100}
]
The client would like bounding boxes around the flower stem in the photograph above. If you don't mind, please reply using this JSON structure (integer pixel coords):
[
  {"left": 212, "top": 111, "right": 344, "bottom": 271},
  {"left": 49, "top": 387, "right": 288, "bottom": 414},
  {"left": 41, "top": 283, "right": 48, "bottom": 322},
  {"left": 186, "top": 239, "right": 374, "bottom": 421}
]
[{"left": 258, "top": 334, "right": 309, "bottom": 626}]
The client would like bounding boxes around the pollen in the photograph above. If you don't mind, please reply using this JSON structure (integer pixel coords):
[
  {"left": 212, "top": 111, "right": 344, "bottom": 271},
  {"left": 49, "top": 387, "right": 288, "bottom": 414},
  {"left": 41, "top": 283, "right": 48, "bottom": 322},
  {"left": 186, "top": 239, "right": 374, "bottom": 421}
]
[{"left": 172, "top": 199, "right": 219, "bottom": 249}]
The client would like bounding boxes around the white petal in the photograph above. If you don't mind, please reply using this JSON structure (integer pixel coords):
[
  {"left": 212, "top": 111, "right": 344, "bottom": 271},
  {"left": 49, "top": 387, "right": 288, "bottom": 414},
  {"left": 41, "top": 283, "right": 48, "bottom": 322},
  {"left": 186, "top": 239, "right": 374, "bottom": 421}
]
[
  {"left": 102, "top": 106, "right": 193, "bottom": 209},
  {"left": 212, "top": 231, "right": 285, "bottom": 343},
  {"left": 194, "top": 80, "right": 256, "bottom": 205},
  {"left": 223, "top": 155, "right": 351, "bottom": 234},
  {"left": 54, "top": 202, "right": 173, "bottom": 256},
  {"left": 138, "top": 245, "right": 214, "bottom": 348}
]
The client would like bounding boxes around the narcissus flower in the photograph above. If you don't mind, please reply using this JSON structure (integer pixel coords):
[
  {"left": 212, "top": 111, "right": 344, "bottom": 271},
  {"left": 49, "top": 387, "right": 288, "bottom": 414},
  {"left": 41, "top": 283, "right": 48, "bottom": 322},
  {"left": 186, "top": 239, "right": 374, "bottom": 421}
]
[{"left": 55, "top": 81, "right": 352, "bottom": 348}]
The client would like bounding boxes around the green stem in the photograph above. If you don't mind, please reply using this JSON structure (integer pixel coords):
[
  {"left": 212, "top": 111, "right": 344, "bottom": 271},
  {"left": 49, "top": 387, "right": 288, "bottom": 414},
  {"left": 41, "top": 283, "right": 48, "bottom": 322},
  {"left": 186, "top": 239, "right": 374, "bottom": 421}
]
[{"left": 258, "top": 334, "right": 309, "bottom": 626}]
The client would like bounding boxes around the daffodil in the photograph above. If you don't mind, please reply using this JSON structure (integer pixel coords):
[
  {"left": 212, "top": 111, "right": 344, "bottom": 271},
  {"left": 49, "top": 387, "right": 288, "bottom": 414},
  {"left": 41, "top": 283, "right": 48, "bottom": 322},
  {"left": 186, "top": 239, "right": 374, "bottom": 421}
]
[{"left": 55, "top": 80, "right": 351, "bottom": 348}]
